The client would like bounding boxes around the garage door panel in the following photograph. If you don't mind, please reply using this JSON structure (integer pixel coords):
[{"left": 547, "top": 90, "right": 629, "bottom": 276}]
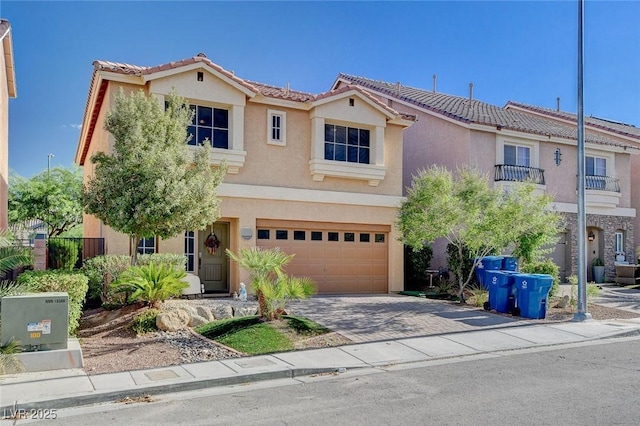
[{"left": 257, "top": 222, "right": 388, "bottom": 294}]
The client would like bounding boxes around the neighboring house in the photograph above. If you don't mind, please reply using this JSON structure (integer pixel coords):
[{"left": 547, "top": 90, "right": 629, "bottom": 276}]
[
  {"left": 333, "top": 74, "right": 640, "bottom": 282},
  {"left": 75, "top": 54, "right": 415, "bottom": 295},
  {"left": 0, "top": 19, "right": 16, "bottom": 231},
  {"left": 505, "top": 102, "right": 640, "bottom": 268}
]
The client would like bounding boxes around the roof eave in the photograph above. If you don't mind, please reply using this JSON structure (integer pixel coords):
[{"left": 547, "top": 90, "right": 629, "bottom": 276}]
[{"left": 1, "top": 27, "right": 16, "bottom": 98}]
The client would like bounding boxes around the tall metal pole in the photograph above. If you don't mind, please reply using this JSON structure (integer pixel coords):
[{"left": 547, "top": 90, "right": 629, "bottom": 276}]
[
  {"left": 574, "top": 0, "right": 591, "bottom": 321},
  {"left": 47, "top": 153, "right": 54, "bottom": 178}
]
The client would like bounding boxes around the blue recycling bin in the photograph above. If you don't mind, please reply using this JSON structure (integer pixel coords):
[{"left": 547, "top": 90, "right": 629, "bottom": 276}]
[
  {"left": 513, "top": 273, "right": 554, "bottom": 319},
  {"left": 502, "top": 256, "right": 518, "bottom": 272},
  {"left": 485, "top": 270, "right": 516, "bottom": 313},
  {"left": 475, "top": 256, "right": 504, "bottom": 289}
]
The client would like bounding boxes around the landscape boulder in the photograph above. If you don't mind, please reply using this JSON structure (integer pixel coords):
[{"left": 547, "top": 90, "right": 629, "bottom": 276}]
[{"left": 156, "top": 309, "right": 190, "bottom": 332}]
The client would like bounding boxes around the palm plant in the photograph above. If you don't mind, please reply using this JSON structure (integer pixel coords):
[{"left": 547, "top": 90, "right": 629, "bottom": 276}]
[
  {"left": 226, "top": 247, "right": 316, "bottom": 320},
  {"left": 0, "top": 230, "right": 33, "bottom": 278},
  {"left": 111, "top": 262, "right": 188, "bottom": 308}
]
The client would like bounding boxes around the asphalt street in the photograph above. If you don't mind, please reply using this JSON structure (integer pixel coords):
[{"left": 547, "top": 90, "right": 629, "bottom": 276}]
[{"left": 26, "top": 336, "right": 640, "bottom": 426}]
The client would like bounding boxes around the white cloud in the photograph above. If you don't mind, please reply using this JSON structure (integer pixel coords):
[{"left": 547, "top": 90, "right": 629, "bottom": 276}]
[{"left": 69, "top": 124, "right": 82, "bottom": 130}]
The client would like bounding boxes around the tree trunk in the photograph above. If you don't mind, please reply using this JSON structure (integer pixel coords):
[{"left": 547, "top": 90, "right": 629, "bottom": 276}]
[
  {"left": 131, "top": 234, "right": 139, "bottom": 266},
  {"left": 257, "top": 289, "right": 269, "bottom": 320}
]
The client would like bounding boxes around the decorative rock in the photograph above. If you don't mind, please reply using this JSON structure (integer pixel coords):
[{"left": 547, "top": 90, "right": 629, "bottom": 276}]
[
  {"left": 555, "top": 295, "right": 570, "bottom": 309},
  {"left": 195, "top": 306, "right": 215, "bottom": 322},
  {"left": 234, "top": 306, "right": 257, "bottom": 317},
  {"left": 157, "top": 311, "right": 189, "bottom": 332},
  {"left": 188, "top": 315, "right": 209, "bottom": 328},
  {"left": 174, "top": 305, "right": 198, "bottom": 318},
  {"left": 213, "top": 304, "right": 233, "bottom": 320}
]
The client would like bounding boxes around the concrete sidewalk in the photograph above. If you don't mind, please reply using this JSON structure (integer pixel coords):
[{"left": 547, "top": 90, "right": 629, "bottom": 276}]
[{"left": 3, "top": 318, "right": 640, "bottom": 413}]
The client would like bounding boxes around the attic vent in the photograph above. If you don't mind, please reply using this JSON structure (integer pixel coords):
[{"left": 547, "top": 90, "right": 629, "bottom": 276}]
[
  {"left": 197, "top": 71, "right": 204, "bottom": 82},
  {"left": 196, "top": 52, "right": 207, "bottom": 58},
  {"left": 349, "top": 98, "right": 355, "bottom": 107}
]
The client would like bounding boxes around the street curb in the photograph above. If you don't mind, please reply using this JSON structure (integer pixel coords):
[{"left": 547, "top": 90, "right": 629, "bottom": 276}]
[{"left": 0, "top": 367, "right": 347, "bottom": 412}]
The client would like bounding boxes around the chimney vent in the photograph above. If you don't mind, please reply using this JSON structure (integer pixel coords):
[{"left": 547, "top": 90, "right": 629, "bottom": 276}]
[
  {"left": 432, "top": 74, "right": 437, "bottom": 93},
  {"left": 556, "top": 97, "right": 561, "bottom": 112},
  {"left": 469, "top": 82, "right": 474, "bottom": 102}
]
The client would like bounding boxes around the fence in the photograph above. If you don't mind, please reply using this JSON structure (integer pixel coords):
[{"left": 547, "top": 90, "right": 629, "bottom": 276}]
[{"left": 47, "top": 237, "right": 105, "bottom": 270}]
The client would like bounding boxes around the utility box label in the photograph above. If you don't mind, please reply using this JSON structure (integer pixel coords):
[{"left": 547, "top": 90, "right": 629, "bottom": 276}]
[{"left": 27, "top": 320, "right": 52, "bottom": 335}]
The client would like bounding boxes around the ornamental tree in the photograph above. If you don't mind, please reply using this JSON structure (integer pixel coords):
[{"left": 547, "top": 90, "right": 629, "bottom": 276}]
[
  {"left": 84, "top": 89, "right": 226, "bottom": 265},
  {"left": 8, "top": 166, "right": 83, "bottom": 237},
  {"left": 397, "top": 165, "right": 562, "bottom": 303}
]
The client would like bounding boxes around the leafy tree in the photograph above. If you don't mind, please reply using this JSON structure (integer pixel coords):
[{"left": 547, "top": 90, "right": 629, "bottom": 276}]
[
  {"left": 226, "top": 247, "right": 317, "bottom": 320},
  {"left": 84, "top": 89, "right": 225, "bottom": 265},
  {"left": 397, "top": 165, "right": 562, "bottom": 303},
  {"left": 8, "top": 166, "right": 83, "bottom": 237}
]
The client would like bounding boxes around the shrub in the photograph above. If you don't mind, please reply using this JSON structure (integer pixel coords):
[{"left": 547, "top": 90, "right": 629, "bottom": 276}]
[
  {"left": 521, "top": 259, "right": 560, "bottom": 297},
  {"left": 567, "top": 275, "right": 601, "bottom": 309},
  {"left": 138, "top": 253, "right": 186, "bottom": 269},
  {"left": 112, "top": 263, "right": 187, "bottom": 308},
  {"left": 404, "top": 244, "right": 433, "bottom": 289},
  {"left": 47, "top": 239, "right": 80, "bottom": 270},
  {"left": 466, "top": 284, "right": 488, "bottom": 308},
  {"left": 17, "top": 270, "right": 89, "bottom": 336},
  {"left": 130, "top": 308, "right": 160, "bottom": 335},
  {"left": 81, "top": 254, "right": 131, "bottom": 303}
]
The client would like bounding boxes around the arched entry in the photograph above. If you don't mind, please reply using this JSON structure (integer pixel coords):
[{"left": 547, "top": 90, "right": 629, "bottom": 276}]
[{"left": 586, "top": 226, "right": 603, "bottom": 281}]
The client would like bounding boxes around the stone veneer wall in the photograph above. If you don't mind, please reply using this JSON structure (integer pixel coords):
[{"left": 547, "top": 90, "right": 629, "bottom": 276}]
[{"left": 563, "top": 212, "right": 634, "bottom": 282}]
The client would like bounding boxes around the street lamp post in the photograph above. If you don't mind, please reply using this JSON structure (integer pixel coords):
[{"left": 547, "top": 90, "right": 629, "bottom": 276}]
[{"left": 47, "top": 153, "right": 54, "bottom": 178}]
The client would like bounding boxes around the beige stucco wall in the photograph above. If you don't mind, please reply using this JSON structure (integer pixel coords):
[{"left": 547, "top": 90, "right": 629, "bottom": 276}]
[
  {"left": 80, "top": 71, "right": 407, "bottom": 293},
  {"left": 0, "top": 42, "right": 8, "bottom": 230}
]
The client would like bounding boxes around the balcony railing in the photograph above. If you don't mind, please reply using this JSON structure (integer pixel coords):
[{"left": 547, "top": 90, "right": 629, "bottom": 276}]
[
  {"left": 585, "top": 175, "right": 620, "bottom": 192},
  {"left": 494, "top": 164, "right": 545, "bottom": 185}
]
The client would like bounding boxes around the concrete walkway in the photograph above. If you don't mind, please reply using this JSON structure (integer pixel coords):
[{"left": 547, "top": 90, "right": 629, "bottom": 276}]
[{"left": 3, "top": 291, "right": 640, "bottom": 413}]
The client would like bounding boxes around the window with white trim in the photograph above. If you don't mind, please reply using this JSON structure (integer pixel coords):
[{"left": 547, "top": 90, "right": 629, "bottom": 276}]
[
  {"left": 615, "top": 231, "right": 624, "bottom": 254},
  {"left": 586, "top": 156, "right": 606, "bottom": 176},
  {"left": 184, "top": 231, "right": 195, "bottom": 272},
  {"left": 137, "top": 236, "right": 156, "bottom": 255},
  {"left": 187, "top": 105, "right": 229, "bottom": 149},
  {"left": 267, "top": 109, "right": 286, "bottom": 146},
  {"left": 504, "top": 144, "right": 530, "bottom": 167},
  {"left": 324, "top": 124, "right": 370, "bottom": 164}
]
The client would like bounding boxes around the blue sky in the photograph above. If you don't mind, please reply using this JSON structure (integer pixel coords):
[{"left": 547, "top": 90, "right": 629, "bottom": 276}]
[{"left": 2, "top": 1, "right": 639, "bottom": 178}]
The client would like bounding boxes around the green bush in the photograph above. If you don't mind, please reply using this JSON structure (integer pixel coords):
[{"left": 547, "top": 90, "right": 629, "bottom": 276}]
[
  {"left": 130, "top": 308, "right": 160, "bottom": 335},
  {"left": 112, "top": 263, "right": 187, "bottom": 308},
  {"left": 81, "top": 254, "right": 131, "bottom": 303},
  {"left": 404, "top": 244, "right": 433, "bottom": 289},
  {"left": 47, "top": 239, "right": 80, "bottom": 270},
  {"left": 17, "top": 270, "right": 89, "bottom": 336},
  {"left": 138, "top": 253, "right": 186, "bottom": 269},
  {"left": 521, "top": 259, "right": 561, "bottom": 297}
]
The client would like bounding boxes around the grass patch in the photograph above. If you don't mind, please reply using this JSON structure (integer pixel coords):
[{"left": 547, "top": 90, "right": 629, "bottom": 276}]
[
  {"left": 195, "top": 316, "right": 262, "bottom": 339},
  {"left": 218, "top": 322, "right": 294, "bottom": 354},
  {"left": 196, "top": 315, "right": 293, "bottom": 355},
  {"left": 283, "top": 315, "right": 329, "bottom": 335}
]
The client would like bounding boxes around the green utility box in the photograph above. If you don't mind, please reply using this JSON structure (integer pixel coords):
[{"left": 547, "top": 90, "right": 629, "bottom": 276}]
[{"left": 1, "top": 292, "right": 69, "bottom": 351}]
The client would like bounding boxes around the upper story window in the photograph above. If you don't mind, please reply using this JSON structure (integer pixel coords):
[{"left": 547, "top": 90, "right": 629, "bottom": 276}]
[
  {"left": 324, "top": 124, "right": 370, "bottom": 164},
  {"left": 187, "top": 105, "right": 229, "bottom": 149},
  {"left": 504, "top": 144, "right": 530, "bottom": 167},
  {"left": 267, "top": 109, "right": 286, "bottom": 146},
  {"left": 586, "top": 156, "right": 606, "bottom": 176},
  {"left": 138, "top": 236, "right": 156, "bottom": 255}
]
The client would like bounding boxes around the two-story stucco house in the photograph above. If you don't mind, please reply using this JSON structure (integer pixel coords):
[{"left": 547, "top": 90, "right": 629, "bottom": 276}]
[
  {"left": 0, "top": 19, "right": 17, "bottom": 231},
  {"left": 76, "top": 54, "right": 415, "bottom": 295},
  {"left": 333, "top": 74, "right": 639, "bottom": 282}
]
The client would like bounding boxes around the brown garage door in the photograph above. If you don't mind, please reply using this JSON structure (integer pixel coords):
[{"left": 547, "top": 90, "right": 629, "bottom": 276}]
[{"left": 256, "top": 219, "right": 389, "bottom": 294}]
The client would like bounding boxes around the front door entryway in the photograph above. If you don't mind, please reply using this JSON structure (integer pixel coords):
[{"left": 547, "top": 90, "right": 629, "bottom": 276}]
[{"left": 198, "top": 222, "right": 229, "bottom": 293}]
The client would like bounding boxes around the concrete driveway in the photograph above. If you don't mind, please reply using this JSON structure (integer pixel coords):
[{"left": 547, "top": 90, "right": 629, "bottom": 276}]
[{"left": 288, "top": 294, "right": 532, "bottom": 343}]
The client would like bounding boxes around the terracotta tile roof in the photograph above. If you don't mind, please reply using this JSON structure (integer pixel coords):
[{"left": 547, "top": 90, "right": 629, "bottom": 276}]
[
  {"left": 506, "top": 101, "right": 640, "bottom": 140},
  {"left": 246, "top": 80, "right": 316, "bottom": 102},
  {"left": 94, "top": 55, "right": 260, "bottom": 94},
  {"left": 337, "top": 73, "right": 636, "bottom": 149}
]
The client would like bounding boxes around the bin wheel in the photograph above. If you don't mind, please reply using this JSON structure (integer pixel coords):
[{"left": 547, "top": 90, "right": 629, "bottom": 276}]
[
  {"left": 511, "top": 307, "right": 521, "bottom": 317},
  {"left": 483, "top": 302, "right": 491, "bottom": 311}
]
